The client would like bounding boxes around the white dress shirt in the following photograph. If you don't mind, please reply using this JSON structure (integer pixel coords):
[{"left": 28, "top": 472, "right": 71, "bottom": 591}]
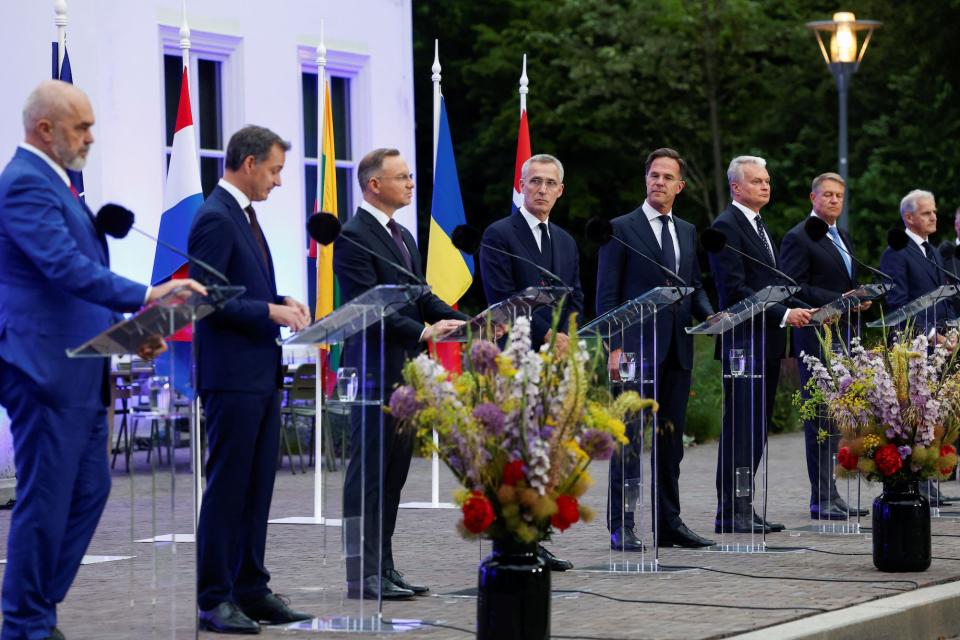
[
  {"left": 360, "top": 199, "right": 394, "bottom": 231},
  {"left": 518, "top": 206, "right": 549, "bottom": 251},
  {"left": 218, "top": 179, "right": 252, "bottom": 221},
  {"left": 905, "top": 227, "right": 931, "bottom": 254},
  {"left": 642, "top": 200, "right": 681, "bottom": 266}
]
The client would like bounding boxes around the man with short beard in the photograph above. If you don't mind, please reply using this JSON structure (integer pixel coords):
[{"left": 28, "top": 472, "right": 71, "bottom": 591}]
[{"left": 0, "top": 80, "right": 204, "bottom": 640}]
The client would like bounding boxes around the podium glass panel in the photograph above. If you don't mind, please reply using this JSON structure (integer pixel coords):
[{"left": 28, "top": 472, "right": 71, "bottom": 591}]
[
  {"left": 867, "top": 284, "right": 958, "bottom": 329},
  {"left": 439, "top": 286, "right": 570, "bottom": 343}
]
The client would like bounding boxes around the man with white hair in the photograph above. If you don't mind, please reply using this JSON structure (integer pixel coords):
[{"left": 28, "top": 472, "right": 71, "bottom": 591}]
[
  {"left": 707, "top": 155, "right": 811, "bottom": 535},
  {"left": 0, "top": 80, "right": 204, "bottom": 640}
]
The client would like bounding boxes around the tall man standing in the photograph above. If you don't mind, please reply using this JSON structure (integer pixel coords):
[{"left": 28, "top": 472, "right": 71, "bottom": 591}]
[
  {"left": 0, "top": 80, "right": 204, "bottom": 640},
  {"left": 334, "top": 148, "right": 467, "bottom": 600},
  {"left": 780, "top": 172, "right": 870, "bottom": 520},
  {"left": 479, "top": 153, "right": 583, "bottom": 569},
  {"left": 597, "top": 148, "right": 715, "bottom": 550},
  {"left": 708, "top": 156, "right": 811, "bottom": 534},
  {"left": 189, "top": 125, "right": 313, "bottom": 634},
  {"left": 938, "top": 207, "right": 960, "bottom": 316}
]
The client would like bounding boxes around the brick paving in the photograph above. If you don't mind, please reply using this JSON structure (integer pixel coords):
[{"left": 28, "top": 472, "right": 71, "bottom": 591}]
[{"left": 4, "top": 430, "right": 960, "bottom": 639}]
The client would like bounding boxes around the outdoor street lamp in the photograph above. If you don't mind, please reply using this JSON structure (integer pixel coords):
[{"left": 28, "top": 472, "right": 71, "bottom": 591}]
[{"left": 807, "top": 12, "right": 881, "bottom": 229}]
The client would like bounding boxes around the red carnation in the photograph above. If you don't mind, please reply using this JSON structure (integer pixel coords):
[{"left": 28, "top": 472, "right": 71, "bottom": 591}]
[
  {"left": 462, "top": 492, "right": 495, "bottom": 534},
  {"left": 502, "top": 460, "right": 525, "bottom": 486},
  {"left": 939, "top": 444, "right": 957, "bottom": 475},
  {"left": 550, "top": 495, "right": 580, "bottom": 532},
  {"left": 941, "top": 444, "right": 957, "bottom": 457},
  {"left": 837, "top": 446, "right": 858, "bottom": 471},
  {"left": 875, "top": 444, "right": 903, "bottom": 477}
]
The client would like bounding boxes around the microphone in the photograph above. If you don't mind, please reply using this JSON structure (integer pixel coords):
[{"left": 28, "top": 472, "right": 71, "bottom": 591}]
[
  {"left": 700, "top": 228, "right": 811, "bottom": 311},
  {"left": 306, "top": 212, "right": 427, "bottom": 286},
  {"left": 803, "top": 216, "right": 893, "bottom": 282},
  {"left": 584, "top": 217, "right": 688, "bottom": 287},
  {"left": 95, "top": 203, "right": 230, "bottom": 286},
  {"left": 451, "top": 223, "right": 568, "bottom": 289},
  {"left": 887, "top": 228, "right": 960, "bottom": 285}
]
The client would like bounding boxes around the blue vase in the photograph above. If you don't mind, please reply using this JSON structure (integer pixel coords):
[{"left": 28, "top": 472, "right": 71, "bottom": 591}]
[
  {"left": 477, "top": 539, "right": 550, "bottom": 639},
  {"left": 872, "top": 481, "right": 931, "bottom": 572}
]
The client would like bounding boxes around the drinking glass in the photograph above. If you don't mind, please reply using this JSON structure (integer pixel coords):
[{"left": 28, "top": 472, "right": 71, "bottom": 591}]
[
  {"left": 336, "top": 367, "right": 358, "bottom": 402},
  {"left": 618, "top": 352, "right": 637, "bottom": 382},
  {"left": 729, "top": 349, "right": 746, "bottom": 377}
]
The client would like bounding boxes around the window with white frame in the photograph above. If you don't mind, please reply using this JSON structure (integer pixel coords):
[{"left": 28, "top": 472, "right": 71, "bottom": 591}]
[{"left": 160, "top": 28, "right": 240, "bottom": 197}]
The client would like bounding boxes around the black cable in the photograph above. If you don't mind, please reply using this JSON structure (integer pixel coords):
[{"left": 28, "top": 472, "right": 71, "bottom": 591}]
[
  {"left": 662, "top": 564, "right": 920, "bottom": 590},
  {"left": 415, "top": 620, "right": 473, "bottom": 635},
  {"left": 553, "top": 589, "right": 827, "bottom": 613}
]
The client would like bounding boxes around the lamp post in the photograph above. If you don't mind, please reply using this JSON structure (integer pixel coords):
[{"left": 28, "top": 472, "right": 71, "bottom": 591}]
[{"left": 807, "top": 12, "right": 881, "bottom": 229}]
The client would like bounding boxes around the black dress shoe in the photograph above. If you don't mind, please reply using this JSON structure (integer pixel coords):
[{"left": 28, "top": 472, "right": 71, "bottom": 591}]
[
  {"left": 715, "top": 515, "right": 772, "bottom": 534},
  {"left": 658, "top": 522, "right": 714, "bottom": 548},
  {"left": 384, "top": 568, "right": 429, "bottom": 594},
  {"left": 830, "top": 497, "right": 869, "bottom": 517},
  {"left": 199, "top": 602, "right": 261, "bottom": 634},
  {"left": 752, "top": 512, "right": 785, "bottom": 532},
  {"left": 810, "top": 503, "right": 848, "bottom": 520},
  {"left": 240, "top": 593, "right": 312, "bottom": 625},
  {"left": 537, "top": 544, "right": 573, "bottom": 571},
  {"left": 611, "top": 526, "right": 645, "bottom": 551},
  {"left": 347, "top": 575, "right": 414, "bottom": 601}
]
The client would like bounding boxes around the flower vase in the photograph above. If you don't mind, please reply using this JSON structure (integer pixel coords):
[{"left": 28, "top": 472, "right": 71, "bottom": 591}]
[
  {"left": 872, "top": 481, "right": 931, "bottom": 572},
  {"left": 477, "top": 538, "right": 550, "bottom": 640}
]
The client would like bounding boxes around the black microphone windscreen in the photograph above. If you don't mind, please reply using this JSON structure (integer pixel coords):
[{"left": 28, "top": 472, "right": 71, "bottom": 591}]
[
  {"left": 306, "top": 212, "right": 342, "bottom": 246},
  {"left": 887, "top": 228, "right": 910, "bottom": 251},
  {"left": 700, "top": 228, "right": 727, "bottom": 254},
  {"left": 584, "top": 217, "right": 613, "bottom": 244},
  {"left": 451, "top": 224, "right": 482, "bottom": 254},
  {"left": 941, "top": 243, "right": 956, "bottom": 261},
  {"left": 95, "top": 203, "right": 134, "bottom": 238},
  {"left": 804, "top": 216, "right": 830, "bottom": 241}
]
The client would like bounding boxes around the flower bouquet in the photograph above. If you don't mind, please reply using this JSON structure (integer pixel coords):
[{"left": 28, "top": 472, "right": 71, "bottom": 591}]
[
  {"left": 388, "top": 315, "right": 652, "bottom": 544},
  {"left": 798, "top": 327, "right": 960, "bottom": 484}
]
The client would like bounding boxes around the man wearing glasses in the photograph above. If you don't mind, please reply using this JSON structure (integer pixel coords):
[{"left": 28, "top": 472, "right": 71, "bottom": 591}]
[
  {"left": 334, "top": 148, "right": 466, "bottom": 600},
  {"left": 597, "top": 148, "right": 715, "bottom": 551},
  {"left": 479, "top": 153, "right": 583, "bottom": 570}
]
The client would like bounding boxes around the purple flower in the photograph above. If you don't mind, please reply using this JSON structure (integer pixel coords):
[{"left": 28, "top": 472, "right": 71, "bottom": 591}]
[
  {"left": 469, "top": 340, "right": 501, "bottom": 375},
  {"left": 898, "top": 445, "right": 912, "bottom": 460},
  {"left": 838, "top": 375, "right": 853, "bottom": 392},
  {"left": 388, "top": 385, "right": 422, "bottom": 420},
  {"left": 886, "top": 428, "right": 896, "bottom": 440},
  {"left": 540, "top": 425, "right": 555, "bottom": 440},
  {"left": 472, "top": 403, "right": 505, "bottom": 436},
  {"left": 581, "top": 429, "right": 615, "bottom": 460}
]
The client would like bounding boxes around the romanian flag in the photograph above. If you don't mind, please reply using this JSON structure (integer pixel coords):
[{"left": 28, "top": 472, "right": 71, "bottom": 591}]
[
  {"left": 307, "top": 81, "right": 341, "bottom": 393},
  {"left": 511, "top": 108, "right": 531, "bottom": 213},
  {"left": 426, "top": 96, "right": 473, "bottom": 372}
]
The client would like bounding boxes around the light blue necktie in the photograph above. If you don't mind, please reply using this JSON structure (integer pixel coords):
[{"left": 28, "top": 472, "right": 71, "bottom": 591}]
[{"left": 827, "top": 226, "right": 852, "bottom": 277}]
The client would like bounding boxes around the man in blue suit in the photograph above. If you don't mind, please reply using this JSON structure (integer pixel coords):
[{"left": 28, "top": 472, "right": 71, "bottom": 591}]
[
  {"left": 708, "top": 156, "right": 812, "bottom": 534},
  {"left": 780, "top": 172, "right": 871, "bottom": 521},
  {"left": 479, "top": 153, "right": 583, "bottom": 571},
  {"left": 0, "top": 80, "right": 204, "bottom": 640},
  {"left": 597, "top": 148, "right": 715, "bottom": 550},
  {"left": 188, "top": 126, "right": 313, "bottom": 633}
]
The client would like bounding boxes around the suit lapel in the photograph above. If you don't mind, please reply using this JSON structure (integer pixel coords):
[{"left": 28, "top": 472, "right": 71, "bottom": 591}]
[
  {"left": 906, "top": 241, "right": 939, "bottom": 285},
  {"left": 816, "top": 235, "right": 851, "bottom": 283},
  {"left": 626, "top": 209, "right": 663, "bottom": 261},
  {"left": 222, "top": 189, "right": 273, "bottom": 285},
  {"left": 510, "top": 213, "right": 543, "bottom": 265},
  {"left": 730, "top": 206, "right": 775, "bottom": 266},
  {"left": 357, "top": 208, "right": 410, "bottom": 269}
]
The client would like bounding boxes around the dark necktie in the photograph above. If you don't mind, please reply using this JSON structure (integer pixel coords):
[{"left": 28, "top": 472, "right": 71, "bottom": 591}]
[
  {"left": 386, "top": 218, "right": 414, "bottom": 272},
  {"left": 538, "top": 222, "right": 553, "bottom": 271},
  {"left": 658, "top": 214, "right": 677, "bottom": 276},
  {"left": 754, "top": 215, "right": 775, "bottom": 265},
  {"left": 245, "top": 205, "right": 270, "bottom": 268},
  {"left": 922, "top": 241, "right": 933, "bottom": 260}
]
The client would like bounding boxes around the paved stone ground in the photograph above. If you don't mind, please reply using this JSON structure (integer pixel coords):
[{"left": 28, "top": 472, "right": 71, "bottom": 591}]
[{"left": 4, "top": 430, "right": 960, "bottom": 639}]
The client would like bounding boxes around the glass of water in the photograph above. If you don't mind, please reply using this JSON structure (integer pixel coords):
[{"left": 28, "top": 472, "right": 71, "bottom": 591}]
[
  {"left": 336, "top": 367, "right": 358, "bottom": 402},
  {"left": 729, "top": 349, "right": 746, "bottom": 377},
  {"left": 148, "top": 375, "right": 171, "bottom": 413},
  {"left": 618, "top": 352, "right": 637, "bottom": 382}
]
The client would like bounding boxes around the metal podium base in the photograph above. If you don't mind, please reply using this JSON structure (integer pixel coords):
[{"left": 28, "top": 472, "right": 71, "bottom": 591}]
[
  {"left": 268, "top": 515, "right": 343, "bottom": 526},
  {"left": 134, "top": 533, "right": 194, "bottom": 543},
  {"left": 791, "top": 522, "right": 864, "bottom": 535},
  {"left": 576, "top": 561, "right": 697, "bottom": 574},
  {"left": 1, "top": 554, "right": 134, "bottom": 565},
  {"left": 398, "top": 501, "right": 455, "bottom": 509},
  {"left": 700, "top": 543, "right": 806, "bottom": 554},
  {"left": 285, "top": 616, "right": 437, "bottom": 633}
]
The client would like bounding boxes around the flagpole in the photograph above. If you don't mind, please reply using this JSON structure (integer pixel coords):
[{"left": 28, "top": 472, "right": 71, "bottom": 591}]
[
  {"left": 519, "top": 53, "right": 528, "bottom": 115},
  {"left": 430, "top": 41, "right": 442, "bottom": 507},
  {"left": 54, "top": 0, "right": 67, "bottom": 75},
  {"left": 313, "top": 22, "right": 327, "bottom": 524}
]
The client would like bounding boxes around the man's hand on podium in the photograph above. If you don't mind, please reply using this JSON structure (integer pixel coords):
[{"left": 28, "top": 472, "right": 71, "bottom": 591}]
[
  {"left": 545, "top": 330, "right": 570, "bottom": 358},
  {"left": 785, "top": 308, "right": 813, "bottom": 328},
  {"left": 147, "top": 278, "right": 208, "bottom": 303},
  {"left": 420, "top": 318, "right": 465, "bottom": 342},
  {"left": 268, "top": 299, "right": 310, "bottom": 332},
  {"left": 607, "top": 347, "right": 623, "bottom": 382},
  {"left": 137, "top": 335, "right": 167, "bottom": 360}
]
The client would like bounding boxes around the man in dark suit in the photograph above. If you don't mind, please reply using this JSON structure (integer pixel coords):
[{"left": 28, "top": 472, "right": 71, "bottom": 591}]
[
  {"left": 708, "top": 155, "right": 812, "bottom": 534},
  {"left": 938, "top": 207, "right": 960, "bottom": 317},
  {"left": 189, "top": 125, "right": 313, "bottom": 633},
  {"left": 780, "top": 172, "right": 871, "bottom": 521},
  {"left": 596, "top": 148, "right": 715, "bottom": 550},
  {"left": 479, "top": 153, "right": 582, "bottom": 569},
  {"left": 334, "top": 148, "right": 467, "bottom": 600},
  {"left": 0, "top": 80, "right": 204, "bottom": 640},
  {"left": 879, "top": 190, "right": 958, "bottom": 506}
]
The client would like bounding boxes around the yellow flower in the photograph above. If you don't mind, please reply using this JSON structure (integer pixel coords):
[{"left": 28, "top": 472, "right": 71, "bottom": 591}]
[
  {"left": 862, "top": 434, "right": 881, "bottom": 452},
  {"left": 565, "top": 439, "right": 589, "bottom": 463},
  {"left": 495, "top": 355, "right": 517, "bottom": 378}
]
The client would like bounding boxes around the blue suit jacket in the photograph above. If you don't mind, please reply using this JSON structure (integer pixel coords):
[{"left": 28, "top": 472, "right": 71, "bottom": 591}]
[
  {"left": 708, "top": 203, "right": 791, "bottom": 361},
  {"left": 595, "top": 208, "right": 714, "bottom": 369},
  {"left": 479, "top": 213, "right": 584, "bottom": 349},
  {"left": 879, "top": 237, "right": 956, "bottom": 332},
  {"left": 188, "top": 185, "right": 285, "bottom": 393},
  {"left": 0, "top": 147, "right": 147, "bottom": 408}
]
